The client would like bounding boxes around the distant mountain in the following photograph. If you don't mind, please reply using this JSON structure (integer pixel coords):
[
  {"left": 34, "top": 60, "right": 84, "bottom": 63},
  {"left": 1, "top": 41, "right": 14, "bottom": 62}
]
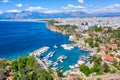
[{"left": 0, "top": 11, "right": 120, "bottom": 19}]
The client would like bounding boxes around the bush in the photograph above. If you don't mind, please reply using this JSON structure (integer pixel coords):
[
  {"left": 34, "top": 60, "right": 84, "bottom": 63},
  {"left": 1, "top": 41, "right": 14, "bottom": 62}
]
[
  {"left": 79, "top": 64, "right": 90, "bottom": 76},
  {"left": 110, "top": 70, "right": 116, "bottom": 74},
  {"left": 77, "top": 77, "right": 83, "bottom": 80},
  {"left": 97, "top": 78, "right": 102, "bottom": 80}
]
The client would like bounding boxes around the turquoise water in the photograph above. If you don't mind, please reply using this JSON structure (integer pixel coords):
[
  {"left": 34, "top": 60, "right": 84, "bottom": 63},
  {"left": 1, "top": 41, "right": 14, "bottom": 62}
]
[{"left": 0, "top": 21, "right": 89, "bottom": 71}]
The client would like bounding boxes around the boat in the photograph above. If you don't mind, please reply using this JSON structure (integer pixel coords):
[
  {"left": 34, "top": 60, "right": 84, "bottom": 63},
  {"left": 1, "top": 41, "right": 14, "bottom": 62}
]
[
  {"left": 69, "top": 65, "right": 75, "bottom": 69},
  {"left": 51, "top": 67, "right": 58, "bottom": 71},
  {"left": 49, "top": 51, "right": 55, "bottom": 57},
  {"left": 57, "top": 55, "right": 67, "bottom": 63},
  {"left": 61, "top": 44, "right": 74, "bottom": 50},
  {"left": 53, "top": 44, "right": 58, "bottom": 48},
  {"left": 46, "top": 60, "right": 53, "bottom": 66},
  {"left": 57, "top": 55, "right": 67, "bottom": 61},
  {"left": 45, "top": 51, "right": 55, "bottom": 59},
  {"left": 53, "top": 62, "right": 58, "bottom": 66}
]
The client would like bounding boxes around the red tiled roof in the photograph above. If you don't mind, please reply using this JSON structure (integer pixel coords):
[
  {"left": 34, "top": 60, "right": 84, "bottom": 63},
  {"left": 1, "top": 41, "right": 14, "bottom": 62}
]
[
  {"left": 104, "top": 54, "right": 116, "bottom": 62},
  {"left": 107, "top": 44, "right": 117, "bottom": 47}
]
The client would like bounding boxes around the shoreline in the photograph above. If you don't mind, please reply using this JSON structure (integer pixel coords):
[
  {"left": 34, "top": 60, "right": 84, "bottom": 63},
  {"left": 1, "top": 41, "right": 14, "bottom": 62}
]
[{"left": 46, "top": 21, "right": 93, "bottom": 52}]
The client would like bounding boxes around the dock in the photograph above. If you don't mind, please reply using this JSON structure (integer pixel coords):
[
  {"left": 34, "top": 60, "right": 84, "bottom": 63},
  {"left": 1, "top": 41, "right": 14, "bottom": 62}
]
[
  {"left": 29, "top": 46, "right": 49, "bottom": 70},
  {"left": 30, "top": 46, "right": 49, "bottom": 56}
]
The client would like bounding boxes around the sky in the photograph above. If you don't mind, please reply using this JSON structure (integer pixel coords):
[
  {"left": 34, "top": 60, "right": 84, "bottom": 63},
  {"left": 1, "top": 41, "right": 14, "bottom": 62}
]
[{"left": 0, "top": 0, "right": 120, "bottom": 14}]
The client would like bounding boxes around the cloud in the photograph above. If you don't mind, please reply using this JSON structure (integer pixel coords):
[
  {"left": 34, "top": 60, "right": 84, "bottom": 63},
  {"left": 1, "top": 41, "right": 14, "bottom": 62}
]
[
  {"left": 3, "top": 0, "right": 9, "bottom": 3},
  {"left": 105, "top": 4, "right": 120, "bottom": 11},
  {"left": 78, "top": 0, "right": 84, "bottom": 3},
  {"left": 92, "top": 4, "right": 120, "bottom": 13},
  {"left": 61, "top": 4, "right": 85, "bottom": 12},
  {"left": 43, "top": 10, "right": 61, "bottom": 14},
  {"left": 62, "top": 4, "right": 85, "bottom": 10},
  {"left": 6, "top": 10, "right": 21, "bottom": 13},
  {"left": 15, "top": 3, "right": 23, "bottom": 7},
  {"left": 26, "top": 6, "right": 47, "bottom": 11},
  {"left": 0, "top": 12, "right": 2, "bottom": 14}
]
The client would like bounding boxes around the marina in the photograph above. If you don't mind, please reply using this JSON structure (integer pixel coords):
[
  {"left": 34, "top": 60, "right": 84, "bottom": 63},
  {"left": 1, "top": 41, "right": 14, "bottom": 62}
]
[{"left": 29, "top": 46, "right": 68, "bottom": 72}]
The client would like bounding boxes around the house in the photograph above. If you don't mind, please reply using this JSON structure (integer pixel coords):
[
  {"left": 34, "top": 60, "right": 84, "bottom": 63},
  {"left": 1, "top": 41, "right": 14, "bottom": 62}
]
[
  {"left": 106, "top": 44, "right": 117, "bottom": 48},
  {"left": 102, "top": 54, "right": 116, "bottom": 64}
]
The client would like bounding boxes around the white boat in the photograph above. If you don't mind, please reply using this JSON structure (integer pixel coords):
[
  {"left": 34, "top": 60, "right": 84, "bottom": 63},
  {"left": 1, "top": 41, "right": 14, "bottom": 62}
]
[
  {"left": 53, "top": 44, "right": 58, "bottom": 48},
  {"left": 51, "top": 67, "right": 58, "bottom": 71},
  {"left": 45, "top": 51, "right": 55, "bottom": 59},
  {"left": 61, "top": 44, "right": 74, "bottom": 50},
  {"left": 69, "top": 65, "right": 75, "bottom": 69},
  {"left": 50, "top": 51, "right": 55, "bottom": 57},
  {"left": 57, "top": 55, "right": 67, "bottom": 63},
  {"left": 60, "top": 59, "right": 63, "bottom": 63},
  {"left": 53, "top": 62, "right": 58, "bottom": 66}
]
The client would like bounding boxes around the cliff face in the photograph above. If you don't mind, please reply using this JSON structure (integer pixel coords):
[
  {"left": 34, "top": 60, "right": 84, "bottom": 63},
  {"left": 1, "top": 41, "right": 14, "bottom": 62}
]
[
  {"left": 46, "top": 23, "right": 75, "bottom": 35},
  {"left": 46, "top": 23, "right": 60, "bottom": 33},
  {"left": 46, "top": 22, "right": 78, "bottom": 43}
]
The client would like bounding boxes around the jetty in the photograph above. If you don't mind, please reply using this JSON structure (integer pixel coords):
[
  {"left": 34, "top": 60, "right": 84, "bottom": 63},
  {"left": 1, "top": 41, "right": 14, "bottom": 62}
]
[
  {"left": 52, "top": 55, "right": 67, "bottom": 66},
  {"left": 30, "top": 46, "right": 49, "bottom": 56},
  {"left": 29, "top": 46, "right": 49, "bottom": 70}
]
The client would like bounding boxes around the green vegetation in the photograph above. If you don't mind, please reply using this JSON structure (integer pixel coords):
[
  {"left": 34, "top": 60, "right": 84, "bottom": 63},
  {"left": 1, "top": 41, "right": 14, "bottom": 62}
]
[
  {"left": 94, "top": 27, "right": 103, "bottom": 32},
  {"left": 97, "top": 78, "right": 102, "bottom": 80},
  {"left": 0, "top": 59, "right": 9, "bottom": 80},
  {"left": 103, "top": 63, "right": 110, "bottom": 73},
  {"left": 0, "top": 56, "right": 53, "bottom": 80},
  {"left": 47, "top": 20, "right": 59, "bottom": 25},
  {"left": 79, "top": 64, "right": 90, "bottom": 76},
  {"left": 88, "top": 27, "right": 103, "bottom": 32},
  {"left": 56, "top": 25, "right": 77, "bottom": 34},
  {"left": 77, "top": 77, "right": 83, "bottom": 80},
  {"left": 91, "top": 62, "right": 102, "bottom": 75},
  {"left": 111, "top": 29, "right": 120, "bottom": 38},
  {"left": 110, "top": 70, "right": 116, "bottom": 74},
  {"left": 57, "top": 70, "right": 63, "bottom": 77},
  {"left": 112, "top": 61, "right": 120, "bottom": 70},
  {"left": 81, "top": 55, "right": 114, "bottom": 76}
]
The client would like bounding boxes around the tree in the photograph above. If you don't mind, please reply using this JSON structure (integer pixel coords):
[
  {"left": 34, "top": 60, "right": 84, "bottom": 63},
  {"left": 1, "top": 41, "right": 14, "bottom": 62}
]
[
  {"left": 79, "top": 64, "right": 90, "bottom": 76},
  {"left": 97, "top": 78, "right": 102, "bottom": 80},
  {"left": 95, "top": 42, "right": 99, "bottom": 47},
  {"left": 57, "top": 70, "right": 63, "bottom": 77},
  {"left": 91, "top": 63, "right": 101, "bottom": 73},
  {"left": 103, "top": 63, "right": 110, "bottom": 73},
  {"left": 77, "top": 77, "right": 83, "bottom": 80},
  {"left": 97, "top": 48, "right": 100, "bottom": 52},
  {"left": 37, "top": 71, "right": 53, "bottom": 80}
]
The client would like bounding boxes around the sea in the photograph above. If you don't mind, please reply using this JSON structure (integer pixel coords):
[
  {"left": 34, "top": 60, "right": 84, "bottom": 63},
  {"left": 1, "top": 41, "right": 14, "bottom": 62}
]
[{"left": 0, "top": 21, "right": 90, "bottom": 71}]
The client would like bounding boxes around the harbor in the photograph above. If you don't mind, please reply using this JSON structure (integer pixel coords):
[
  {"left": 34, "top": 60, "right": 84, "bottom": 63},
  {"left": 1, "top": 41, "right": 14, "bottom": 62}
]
[
  {"left": 29, "top": 46, "right": 68, "bottom": 72},
  {"left": 29, "top": 45, "right": 91, "bottom": 73}
]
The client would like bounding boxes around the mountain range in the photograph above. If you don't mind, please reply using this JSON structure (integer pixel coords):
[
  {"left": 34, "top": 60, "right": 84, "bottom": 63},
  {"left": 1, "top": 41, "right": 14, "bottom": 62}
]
[{"left": 0, "top": 11, "right": 120, "bottom": 19}]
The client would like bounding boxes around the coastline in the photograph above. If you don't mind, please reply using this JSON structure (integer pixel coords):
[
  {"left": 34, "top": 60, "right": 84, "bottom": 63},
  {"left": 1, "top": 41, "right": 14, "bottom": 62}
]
[{"left": 46, "top": 21, "right": 93, "bottom": 52}]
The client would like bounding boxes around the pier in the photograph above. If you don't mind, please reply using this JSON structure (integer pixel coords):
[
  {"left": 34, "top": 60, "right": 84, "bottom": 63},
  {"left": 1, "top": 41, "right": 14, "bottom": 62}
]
[
  {"left": 30, "top": 46, "right": 49, "bottom": 56},
  {"left": 29, "top": 46, "right": 49, "bottom": 70}
]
